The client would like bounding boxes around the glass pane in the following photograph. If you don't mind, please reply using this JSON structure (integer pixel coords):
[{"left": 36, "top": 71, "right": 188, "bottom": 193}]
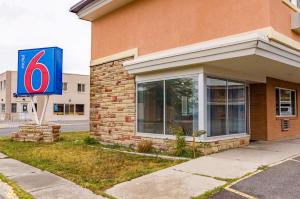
[
  {"left": 165, "top": 77, "right": 198, "bottom": 136},
  {"left": 279, "top": 89, "right": 295, "bottom": 116},
  {"left": 75, "top": 104, "right": 84, "bottom": 115},
  {"left": 276, "top": 88, "right": 280, "bottom": 115},
  {"left": 207, "top": 78, "right": 227, "bottom": 137},
  {"left": 291, "top": 91, "right": 296, "bottom": 115},
  {"left": 23, "top": 104, "right": 28, "bottom": 112},
  {"left": 228, "top": 81, "right": 246, "bottom": 134},
  {"left": 11, "top": 103, "right": 17, "bottom": 113},
  {"left": 65, "top": 104, "right": 70, "bottom": 115},
  {"left": 70, "top": 104, "right": 75, "bottom": 114},
  {"left": 1, "top": 104, "right": 5, "bottom": 112},
  {"left": 54, "top": 104, "right": 64, "bottom": 115},
  {"left": 280, "top": 89, "right": 291, "bottom": 102},
  {"left": 137, "top": 81, "right": 164, "bottom": 134}
]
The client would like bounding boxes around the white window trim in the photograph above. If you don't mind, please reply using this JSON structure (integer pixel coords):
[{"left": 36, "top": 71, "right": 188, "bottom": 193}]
[
  {"left": 77, "top": 83, "right": 86, "bottom": 93},
  {"left": 276, "top": 87, "right": 297, "bottom": 117}
]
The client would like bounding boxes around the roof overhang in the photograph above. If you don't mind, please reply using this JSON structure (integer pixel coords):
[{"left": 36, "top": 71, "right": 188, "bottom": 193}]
[
  {"left": 123, "top": 30, "right": 300, "bottom": 82},
  {"left": 70, "top": 0, "right": 134, "bottom": 21}
]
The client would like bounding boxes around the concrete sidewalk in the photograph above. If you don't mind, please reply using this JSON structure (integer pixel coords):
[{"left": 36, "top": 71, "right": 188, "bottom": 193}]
[
  {"left": 0, "top": 153, "right": 104, "bottom": 199},
  {"left": 106, "top": 138, "right": 300, "bottom": 199}
]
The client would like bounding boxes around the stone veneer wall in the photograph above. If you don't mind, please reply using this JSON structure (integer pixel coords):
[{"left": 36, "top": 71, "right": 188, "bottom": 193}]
[
  {"left": 11, "top": 123, "right": 61, "bottom": 143},
  {"left": 90, "top": 57, "right": 137, "bottom": 145}
]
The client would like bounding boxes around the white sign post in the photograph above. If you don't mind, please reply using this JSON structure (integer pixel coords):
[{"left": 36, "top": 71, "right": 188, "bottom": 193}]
[{"left": 30, "top": 95, "right": 49, "bottom": 125}]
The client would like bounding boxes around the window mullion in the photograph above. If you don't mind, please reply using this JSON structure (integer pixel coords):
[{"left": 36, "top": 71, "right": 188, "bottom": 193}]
[
  {"left": 226, "top": 80, "right": 229, "bottom": 135},
  {"left": 279, "top": 89, "right": 282, "bottom": 116},
  {"left": 163, "top": 80, "right": 166, "bottom": 135}
]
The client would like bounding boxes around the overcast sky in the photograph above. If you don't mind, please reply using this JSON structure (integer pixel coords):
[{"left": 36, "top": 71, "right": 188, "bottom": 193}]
[{"left": 0, "top": 0, "right": 91, "bottom": 75}]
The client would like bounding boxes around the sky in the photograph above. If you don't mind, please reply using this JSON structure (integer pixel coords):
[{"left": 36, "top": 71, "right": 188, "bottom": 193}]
[{"left": 0, "top": 0, "right": 91, "bottom": 75}]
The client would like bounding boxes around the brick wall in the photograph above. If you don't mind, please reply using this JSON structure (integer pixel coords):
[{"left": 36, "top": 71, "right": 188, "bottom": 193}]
[
  {"left": 250, "top": 78, "right": 300, "bottom": 141},
  {"left": 250, "top": 83, "right": 267, "bottom": 140},
  {"left": 266, "top": 77, "right": 300, "bottom": 141},
  {"left": 90, "top": 57, "right": 137, "bottom": 145}
]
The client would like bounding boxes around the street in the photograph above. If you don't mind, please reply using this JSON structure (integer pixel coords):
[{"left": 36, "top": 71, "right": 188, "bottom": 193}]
[{"left": 0, "top": 120, "right": 89, "bottom": 136}]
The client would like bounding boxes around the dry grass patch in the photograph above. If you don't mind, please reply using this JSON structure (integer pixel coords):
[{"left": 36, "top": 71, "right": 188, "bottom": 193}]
[{"left": 0, "top": 132, "right": 182, "bottom": 196}]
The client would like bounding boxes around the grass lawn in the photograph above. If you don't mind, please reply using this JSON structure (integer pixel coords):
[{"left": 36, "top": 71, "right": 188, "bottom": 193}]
[{"left": 0, "top": 132, "right": 182, "bottom": 196}]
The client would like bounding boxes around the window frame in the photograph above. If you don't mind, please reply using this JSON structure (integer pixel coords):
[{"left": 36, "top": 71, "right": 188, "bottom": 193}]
[
  {"left": 77, "top": 83, "right": 85, "bottom": 93},
  {"left": 53, "top": 103, "right": 65, "bottom": 115},
  {"left": 75, "top": 104, "right": 85, "bottom": 115},
  {"left": 11, "top": 103, "right": 17, "bottom": 113},
  {"left": 63, "top": 82, "right": 68, "bottom": 91},
  {"left": 206, "top": 76, "right": 248, "bottom": 137},
  {"left": 0, "top": 104, "right": 5, "bottom": 113},
  {"left": 276, "top": 87, "right": 297, "bottom": 117},
  {"left": 136, "top": 74, "right": 199, "bottom": 137}
]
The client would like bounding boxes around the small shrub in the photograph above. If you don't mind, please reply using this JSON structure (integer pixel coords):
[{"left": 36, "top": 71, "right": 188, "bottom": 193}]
[
  {"left": 192, "top": 130, "right": 206, "bottom": 158},
  {"left": 137, "top": 140, "right": 153, "bottom": 153},
  {"left": 83, "top": 136, "right": 98, "bottom": 145},
  {"left": 171, "top": 127, "right": 187, "bottom": 156}
]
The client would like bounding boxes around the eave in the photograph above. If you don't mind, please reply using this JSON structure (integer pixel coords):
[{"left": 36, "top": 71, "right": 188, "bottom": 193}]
[
  {"left": 70, "top": 0, "right": 134, "bottom": 21},
  {"left": 123, "top": 31, "right": 300, "bottom": 75}
]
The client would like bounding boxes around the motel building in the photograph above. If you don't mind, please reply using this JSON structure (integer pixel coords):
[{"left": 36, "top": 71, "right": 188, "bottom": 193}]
[
  {"left": 71, "top": 0, "right": 300, "bottom": 153},
  {"left": 0, "top": 71, "right": 89, "bottom": 122}
]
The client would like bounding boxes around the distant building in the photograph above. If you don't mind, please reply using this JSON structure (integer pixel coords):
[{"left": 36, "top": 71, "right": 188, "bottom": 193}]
[{"left": 0, "top": 71, "right": 89, "bottom": 122}]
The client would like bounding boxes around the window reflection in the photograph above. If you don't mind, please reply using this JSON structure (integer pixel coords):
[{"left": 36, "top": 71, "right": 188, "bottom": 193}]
[
  {"left": 165, "top": 77, "right": 198, "bottom": 136},
  {"left": 137, "top": 81, "right": 164, "bottom": 134},
  {"left": 137, "top": 77, "right": 198, "bottom": 136},
  {"left": 207, "top": 78, "right": 227, "bottom": 136},
  {"left": 207, "top": 77, "right": 247, "bottom": 137}
]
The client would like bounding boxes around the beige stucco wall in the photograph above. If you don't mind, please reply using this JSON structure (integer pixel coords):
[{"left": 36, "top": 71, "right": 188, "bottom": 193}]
[
  {"left": 90, "top": 0, "right": 300, "bottom": 61},
  {"left": 0, "top": 72, "right": 7, "bottom": 120}
]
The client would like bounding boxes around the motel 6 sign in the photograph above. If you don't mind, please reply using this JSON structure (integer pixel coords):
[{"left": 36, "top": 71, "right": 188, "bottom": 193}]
[{"left": 17, "top": 47, "right": 63, "bottom": 96}]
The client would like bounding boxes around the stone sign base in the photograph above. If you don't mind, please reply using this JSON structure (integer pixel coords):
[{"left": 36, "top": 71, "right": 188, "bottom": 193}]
[{"left": 11, "top": 123, "right": 61, "bottom": 143}]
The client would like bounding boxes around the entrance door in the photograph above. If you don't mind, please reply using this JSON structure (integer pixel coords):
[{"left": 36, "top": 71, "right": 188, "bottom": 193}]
[
  {"left": 22, "top": 104, "right": 28, "bottom": 113},
  {"left": 21, "top": 103, "right": 28, "bottom": 121}
]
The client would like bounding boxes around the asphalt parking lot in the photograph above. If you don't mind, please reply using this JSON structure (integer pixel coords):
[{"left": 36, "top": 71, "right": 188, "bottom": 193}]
[{"left": 210, "top": 156, "right": 300, "bottom": 199}]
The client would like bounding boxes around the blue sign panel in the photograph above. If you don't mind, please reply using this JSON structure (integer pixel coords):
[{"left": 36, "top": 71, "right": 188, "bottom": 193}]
[{"left": 17, "top": 47, "right": 63, "bottom": 96}]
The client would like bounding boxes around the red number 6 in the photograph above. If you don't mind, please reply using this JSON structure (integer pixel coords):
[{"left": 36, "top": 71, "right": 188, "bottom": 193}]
[{"left": 24, "top": 50, "right": 50, "bottom": 94}]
